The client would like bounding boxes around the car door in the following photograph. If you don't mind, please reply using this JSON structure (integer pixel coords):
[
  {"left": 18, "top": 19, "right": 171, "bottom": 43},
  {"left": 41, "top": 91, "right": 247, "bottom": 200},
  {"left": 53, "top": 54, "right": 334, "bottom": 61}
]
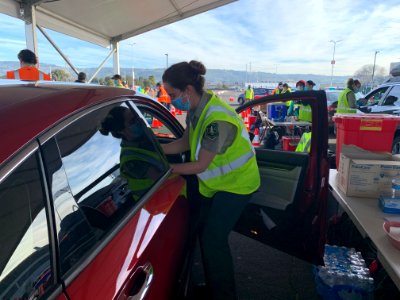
[
  {"left": 234, "top": 91, "right": 330, "bottom": 265},
  {"left": 38, "top": 98, "right": 189, "bottom": 300}
]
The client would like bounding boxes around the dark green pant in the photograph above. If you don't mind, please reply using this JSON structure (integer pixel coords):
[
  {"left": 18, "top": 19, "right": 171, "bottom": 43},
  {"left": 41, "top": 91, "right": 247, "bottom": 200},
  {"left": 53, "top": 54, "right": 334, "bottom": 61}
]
[{"left": 197, "top": 191, "right": 252, "bottom": 300}]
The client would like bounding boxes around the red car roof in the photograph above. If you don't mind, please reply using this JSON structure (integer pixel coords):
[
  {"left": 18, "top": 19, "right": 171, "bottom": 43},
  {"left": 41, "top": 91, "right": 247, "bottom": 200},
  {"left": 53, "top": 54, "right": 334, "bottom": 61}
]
[{"left": 0, "top": 81, "right": 135, "bottom": 166}]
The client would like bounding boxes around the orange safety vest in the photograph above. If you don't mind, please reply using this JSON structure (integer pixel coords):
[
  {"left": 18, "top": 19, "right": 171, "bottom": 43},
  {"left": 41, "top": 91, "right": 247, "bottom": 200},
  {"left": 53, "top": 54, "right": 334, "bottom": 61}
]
[
  {"left": 6, "top": 66, "right": 51, "bottom": 81},
  {"left": 157, "top": 85, "right": 171, "bottom": 104}
]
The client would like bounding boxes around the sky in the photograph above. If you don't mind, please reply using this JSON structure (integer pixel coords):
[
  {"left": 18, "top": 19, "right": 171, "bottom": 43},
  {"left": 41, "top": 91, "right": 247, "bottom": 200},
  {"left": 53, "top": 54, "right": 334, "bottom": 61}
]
[{"left": 0, "top": 0, "right": 399, "bottom": 76}]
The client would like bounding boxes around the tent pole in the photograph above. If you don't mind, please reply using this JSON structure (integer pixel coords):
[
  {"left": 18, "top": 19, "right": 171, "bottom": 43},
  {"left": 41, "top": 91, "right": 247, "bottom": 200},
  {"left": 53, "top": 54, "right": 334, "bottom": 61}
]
[
  {"left": 88, "top": 48, "right": 116, "bottom": 83},
  {"left": 20, "top": 3, "right": 38, "bottom": 55},
  {"left": 112, "top": 41, "right": 120, "bottom": 75},
  {"left": 37, "top": 25, "right": 79, "bottom": 75}
]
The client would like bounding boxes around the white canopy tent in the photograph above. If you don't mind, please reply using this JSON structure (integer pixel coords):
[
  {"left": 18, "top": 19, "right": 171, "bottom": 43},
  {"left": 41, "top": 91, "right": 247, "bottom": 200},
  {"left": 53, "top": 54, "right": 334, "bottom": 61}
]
[{"left": 0, "top": 0, "right": 236, "bottom": 80}]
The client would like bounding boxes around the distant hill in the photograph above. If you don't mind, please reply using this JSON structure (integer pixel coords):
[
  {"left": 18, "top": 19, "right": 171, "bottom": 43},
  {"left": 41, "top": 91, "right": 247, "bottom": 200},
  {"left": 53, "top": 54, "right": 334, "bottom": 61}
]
[{"left": 0, "top": 61, "right": 350, "bottom": 86}]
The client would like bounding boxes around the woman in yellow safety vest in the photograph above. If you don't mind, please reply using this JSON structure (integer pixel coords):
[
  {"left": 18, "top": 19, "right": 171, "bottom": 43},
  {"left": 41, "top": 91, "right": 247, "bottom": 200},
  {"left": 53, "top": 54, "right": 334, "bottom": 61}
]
[
  {"left": 337, "top": 78, "right": 361, "bottom": 114},
  {"left": 161, "top": 60, "right": 260, "bottom": 300}
]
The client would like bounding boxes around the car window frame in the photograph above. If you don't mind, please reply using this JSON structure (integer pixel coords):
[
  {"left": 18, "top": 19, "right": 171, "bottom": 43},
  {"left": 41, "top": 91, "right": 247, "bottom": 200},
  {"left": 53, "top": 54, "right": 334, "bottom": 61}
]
[
  {"left": 37, "top": 96, "right": 174, "bottom": 287},
  {"left": 386, "top": 85, "right": 400, "bottom": 106},
  {"left": 365, "top": 86, "right": 391, "bottom": 106},
  {"left": 0, "top": 141, "right": 64, "bottom": 300}
]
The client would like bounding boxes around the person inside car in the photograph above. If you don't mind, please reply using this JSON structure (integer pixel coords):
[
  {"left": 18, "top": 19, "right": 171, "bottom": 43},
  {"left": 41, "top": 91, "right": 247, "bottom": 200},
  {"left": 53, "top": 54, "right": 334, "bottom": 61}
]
[
  {"left": 161, "top": 60, "right": 260, "bottom": 300},
  {"left": 99, "top": 106, "right": 167, "bottom": 200}
]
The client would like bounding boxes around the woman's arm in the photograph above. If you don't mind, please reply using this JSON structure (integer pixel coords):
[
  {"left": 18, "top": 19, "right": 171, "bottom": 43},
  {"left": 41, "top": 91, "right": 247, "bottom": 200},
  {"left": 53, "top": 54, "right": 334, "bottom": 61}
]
[
  {"left": 170, "top": 147, "right": 216, "bottom": 175},
  {"left": 161, "top": 128, "right": 190, "bottom": 154}
]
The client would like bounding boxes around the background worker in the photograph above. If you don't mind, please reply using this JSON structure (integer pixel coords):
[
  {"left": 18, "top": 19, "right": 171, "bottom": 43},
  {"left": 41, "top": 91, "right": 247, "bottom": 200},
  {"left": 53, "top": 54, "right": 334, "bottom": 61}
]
[
  {"left": 337, "top": 78, "right": 362, "bottom": 114},
  {"left": 161, "top": 60, "right": 260, "bottom": 300},
  {"left": 298, "top": 80, "right": 315, "bottom": 122},
  {"left": 111, "top": 74, "right": 124, "bottom": 88},
  {"left": 296, "top": 80, "right": 315, "bottom": 152},
  {"left": 75, "top": 72, "right": 87, "bottom": 83},
  {"left": 287, "top": 80, "right": 306, "bottom": 117},
  {"left": 305, "top": 80, "right": 316, "bottom": 91},
  {"left": 6, "top": 49, "right": 51, "bottom": 81},
  {"left": 245, "top": 84, "right": 254, "bottom": 102},
  {"left": 156, "top": 82, "right": 171, "bottom": 110},
  {"left": 272, "top": 82, "right": 283, "bottom": 95}
]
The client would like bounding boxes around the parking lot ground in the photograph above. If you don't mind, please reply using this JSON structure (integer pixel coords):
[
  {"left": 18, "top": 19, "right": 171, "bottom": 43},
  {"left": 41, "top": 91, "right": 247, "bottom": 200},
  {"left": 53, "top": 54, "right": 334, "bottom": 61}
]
[{"left": 188, "top": 232, "right": 321, "bottom": 300}]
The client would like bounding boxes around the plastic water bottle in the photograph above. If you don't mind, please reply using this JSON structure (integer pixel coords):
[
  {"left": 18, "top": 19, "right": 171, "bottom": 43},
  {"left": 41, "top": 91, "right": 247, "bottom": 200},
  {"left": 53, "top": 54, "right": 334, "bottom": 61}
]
[{"left": 392, "top": 177, "right": 400, "bottom": 198}]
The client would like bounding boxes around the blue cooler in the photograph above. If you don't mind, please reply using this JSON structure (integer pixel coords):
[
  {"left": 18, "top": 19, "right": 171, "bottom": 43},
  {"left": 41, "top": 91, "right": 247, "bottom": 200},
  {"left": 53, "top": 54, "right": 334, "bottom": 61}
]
[{"left": 267, "top": 103, "right": 287, "bottom": 122}]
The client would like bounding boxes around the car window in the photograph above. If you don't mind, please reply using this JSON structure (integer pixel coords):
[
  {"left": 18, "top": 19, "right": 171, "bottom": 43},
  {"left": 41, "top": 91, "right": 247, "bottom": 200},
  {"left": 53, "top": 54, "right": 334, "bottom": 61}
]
[
  {"left": 138, "top": 109, "right": 177, "bottom": 139},
  {"left": 365, "top": 86, "right": 389, "bottom": 105},
  {"left": 42, "top": 102, "right": 169, "bottom": 277},
  {"left": 326, "top": 92, "right": 340, "bottom": 104},
  {"left": 0, "top": 154, "right": 54, "bottom": 300},
  {"left": 387, "top": 86, "right": 400, "bottom": 106},
  {"left": 254, "top": 88, "right": 267, "bottom": 95}
]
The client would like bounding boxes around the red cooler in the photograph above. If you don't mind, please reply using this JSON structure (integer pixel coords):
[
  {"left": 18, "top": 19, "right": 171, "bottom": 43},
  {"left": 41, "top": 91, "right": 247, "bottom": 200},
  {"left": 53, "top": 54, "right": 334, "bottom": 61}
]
[
  {"left": 333, "top": 114, "right": 400, "bottom": 169},
  {"left": 282, "top": 136, "right": 301, "bottom": 151}
]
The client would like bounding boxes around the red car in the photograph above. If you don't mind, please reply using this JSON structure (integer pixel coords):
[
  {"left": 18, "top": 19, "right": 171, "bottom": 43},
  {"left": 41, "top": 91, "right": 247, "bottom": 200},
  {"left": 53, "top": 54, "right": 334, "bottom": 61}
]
[{"left": 0, "top": 81, "right": 329, "bottom": 299}]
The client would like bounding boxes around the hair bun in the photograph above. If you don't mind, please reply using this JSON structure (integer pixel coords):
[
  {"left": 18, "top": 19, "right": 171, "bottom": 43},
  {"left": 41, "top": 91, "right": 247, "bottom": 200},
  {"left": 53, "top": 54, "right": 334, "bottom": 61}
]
[{"left": 189, "top": 60, "right": 206, "bottom": 76}]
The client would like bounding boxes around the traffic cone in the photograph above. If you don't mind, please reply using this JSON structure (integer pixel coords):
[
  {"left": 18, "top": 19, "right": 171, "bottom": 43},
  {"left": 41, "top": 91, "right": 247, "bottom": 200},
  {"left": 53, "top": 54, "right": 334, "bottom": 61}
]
[
  {"left": 176, "top": 109, "right": 183, "bottom": 115},
  {"left": 252, "top": 128, "right": 261, "bottom": 147},
  {"left": 171, "top": 106, "right": 176, "bottom": 117},
  {"left": 151, "top": 117, "right": 161, "bottom": 128},
  {"left": 244, "top": 113, "right": 249, "bottom": 131},
  {"left": 229, "top": 96, "right": 234, "bottom": 102}
]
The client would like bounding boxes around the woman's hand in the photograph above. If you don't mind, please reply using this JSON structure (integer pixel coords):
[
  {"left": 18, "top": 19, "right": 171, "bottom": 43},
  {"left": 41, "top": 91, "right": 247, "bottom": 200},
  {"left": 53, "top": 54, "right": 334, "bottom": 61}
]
[{"left": 170, "top": 148, "right": 216, "bottom": 175}]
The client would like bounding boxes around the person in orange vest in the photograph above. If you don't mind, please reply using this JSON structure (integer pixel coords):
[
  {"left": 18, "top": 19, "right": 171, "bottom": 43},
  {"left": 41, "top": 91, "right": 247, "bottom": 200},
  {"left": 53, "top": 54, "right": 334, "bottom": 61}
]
[
  {"left": 156, "top": 82, "right": 171, "bottom": 110},
  {"left": 6, "top": 49, "right": 51, "bottom": 81},
  {"left": 272, "top": 82, "right": 283, "bottom": 95}
]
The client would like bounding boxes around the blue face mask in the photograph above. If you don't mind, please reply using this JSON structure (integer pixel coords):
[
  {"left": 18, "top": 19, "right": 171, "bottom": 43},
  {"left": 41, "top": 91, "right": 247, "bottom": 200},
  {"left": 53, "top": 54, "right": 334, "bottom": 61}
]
[
  {"left": 172, "top": 96, "right": 190, "bottom": 111},
  {"left": 304, "top": 86, "right": 309, "bottom": 91}
]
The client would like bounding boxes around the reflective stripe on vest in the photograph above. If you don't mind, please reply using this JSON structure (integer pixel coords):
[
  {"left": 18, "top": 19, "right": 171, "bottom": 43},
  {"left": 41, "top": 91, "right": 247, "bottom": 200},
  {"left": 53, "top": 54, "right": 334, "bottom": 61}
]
[
  {"left": 337, "top": 88, "right": 357, "bottom": 114},
  {"left": 198, "top": 150, "right": 254, "bottom": 181},
  {"left": 295, "top": 132, "right": 312, "bottom": 153}
]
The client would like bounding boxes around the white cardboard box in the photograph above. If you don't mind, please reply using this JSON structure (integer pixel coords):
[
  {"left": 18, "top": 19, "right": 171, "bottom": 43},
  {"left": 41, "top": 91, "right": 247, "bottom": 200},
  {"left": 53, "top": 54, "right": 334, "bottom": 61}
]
[{"left": 338, "top": 145, "right": 400, "bottom": 198}]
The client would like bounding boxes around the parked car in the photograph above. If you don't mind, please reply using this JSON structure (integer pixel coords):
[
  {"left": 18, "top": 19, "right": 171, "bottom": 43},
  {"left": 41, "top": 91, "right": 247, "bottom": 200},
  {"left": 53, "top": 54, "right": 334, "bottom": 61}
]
[
  {"left": 325, "top": 89, "right": 342, "bottom": 131},
  {"left": 0, "top": 81, "right": 329, "bottom": 300},
  {"left": 237, "top": 87, "right": 273, "bottom": 104},
  {"left": 358, "top": 77, "right": 400, "bottom": 153}
]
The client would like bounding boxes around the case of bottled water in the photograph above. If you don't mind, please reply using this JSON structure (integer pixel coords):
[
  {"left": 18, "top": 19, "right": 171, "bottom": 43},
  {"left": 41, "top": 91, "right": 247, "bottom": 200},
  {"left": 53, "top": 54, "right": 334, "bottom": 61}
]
[{"left": 315, "top": 244, "right": 374, "bottom": 300}]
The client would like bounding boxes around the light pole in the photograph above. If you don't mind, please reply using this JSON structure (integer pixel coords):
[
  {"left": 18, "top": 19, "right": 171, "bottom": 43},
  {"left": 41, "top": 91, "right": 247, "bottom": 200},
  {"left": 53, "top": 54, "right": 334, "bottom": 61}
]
[
  {"left": 165, "top": 53, "right": 168, "bottom": 69},
  {"left": 128, "top": 42, "right": 136, "bottom": 88},
  {"left": 330, "top": 39, "right": 342, "bottom": 87},
  {"left": 371, "top": 50, "right": 380, "bottom": 86}
]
